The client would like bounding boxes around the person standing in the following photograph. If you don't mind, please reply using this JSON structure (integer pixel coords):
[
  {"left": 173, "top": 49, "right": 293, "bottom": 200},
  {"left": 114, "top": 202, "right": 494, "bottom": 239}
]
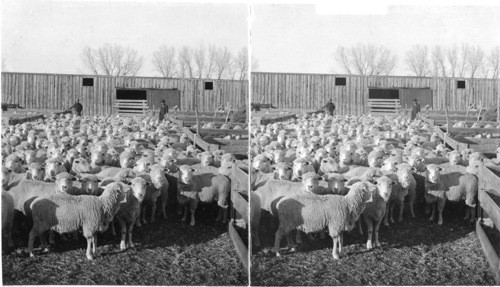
[
  {"left": 70, "top": 100, "right": 83, "bottom": 116},
  {"left": 159, "top": 100, "right": 169, "bottom": 122},
  {"left": 321, "top": 99, "right": 335, "bottom": 116},
  {"left": 411, "top": 99, "right": 421, "bottom": 120}
]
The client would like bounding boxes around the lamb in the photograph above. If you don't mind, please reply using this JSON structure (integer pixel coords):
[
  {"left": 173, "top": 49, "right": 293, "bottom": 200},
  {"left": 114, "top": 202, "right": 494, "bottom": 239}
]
[
  {"left": 291, "top": 158, "right": 315, "bottom": 181},
  {"left": 113, "top": 178, "right": 149, "bottom": 250},
  {"left": 70, "top": 158, "right": 93, "bottom": 174},
  {"left": 71, "top": 174, "right": 102, "bottom": 196},
  {"left": 444, "top": 173, "right": 478, "bottom": 223},
  {"left": 424, "top": 164, "right": 448, "bottom": 225},
  {"left": 273, "top": 181, "right": 374, "bottom": 259},
  {"left": 2, "top": 191, "right": 14, "bottom": 247},
  {"left": 4, "top": 154, "right": 24, "bottom": 173},
  {"left": 44, "top": 158, "right": 67, "bottom": 182},
  {"left": 28, "top": 182, "right": 128, "bottom": 260},
  {"left": 26, "top": 162, "right": 45, "bottom": 181},
  {"left": 359, "top": 177, "right": 394, "bottom": 250},
  {"left": 253, "top": 154, "right": 272, "bottom": 173},
  {"left": 383, "top": 167, "right": 415, "bottom": 225},
  {"left": 147, "top": 164, "right": 170, "bottom": 221},
  {"left": 177, "top": 165, "right": 200, "bottom": 226},
  {"left": 318, "top": 157, "right": 340, "bottom": 175}
]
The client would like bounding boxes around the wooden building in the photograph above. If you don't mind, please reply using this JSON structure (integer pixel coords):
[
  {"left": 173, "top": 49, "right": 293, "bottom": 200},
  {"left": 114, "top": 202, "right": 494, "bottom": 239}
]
[
  {"left": 1, "top": 72, "right": 248, "bottom": 116},
  {"left": 252, "top": 72, "right": 500, "bottom": 115}
]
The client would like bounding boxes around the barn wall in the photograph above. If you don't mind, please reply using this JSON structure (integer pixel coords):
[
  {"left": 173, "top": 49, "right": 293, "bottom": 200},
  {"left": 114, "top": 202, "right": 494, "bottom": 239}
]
[
  {"left": 252, "top": 72, "right": 500, "bottom": 115},
  {"left": 1, "top": 72, "right": 248, "bottom": 116}
]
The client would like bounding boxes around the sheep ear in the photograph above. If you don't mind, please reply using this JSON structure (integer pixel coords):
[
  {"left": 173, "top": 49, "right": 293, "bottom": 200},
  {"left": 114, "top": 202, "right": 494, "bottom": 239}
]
[{"left": 145, "top": 181, "right": 151, "bottom": 186}]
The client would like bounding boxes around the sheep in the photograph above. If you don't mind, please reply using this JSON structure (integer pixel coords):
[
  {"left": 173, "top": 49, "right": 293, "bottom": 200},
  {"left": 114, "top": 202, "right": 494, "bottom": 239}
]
[
  {"left": 273, "top": 181, "right": 374, "bottom": 259},
  {"left": 359, "top": 177, "right": 394, "bottom": 250},
  {"left": 4, "top": 154, "right": 24, "bottom": 173},
  {"left": 383, "top": 167, "right": 415, "bottom": 225},
  {"left": 318, "top": 157, "right": 340, "bottom": 175},
  {"left": 28, "top": 182, "right": 128, "bottom": 260},
  {"left": 253, "top": 154, "right": 272, "bottom": 173},
  {"left": 291, "top": 158, "right": 315, "bottom": 181},
  {"left": 44, "top": 158, "right": 67, "bottom": 182},
  {"left": 147, "top": 164, "right": 170, "bottom": 221},
  {"left": 2, "top": 191, "right": 14, "bottom": 247},
  {"left": 72, "top": 174, "right": 102, "bottom": 196},
  {"left": 119, "top": 150, "right": 136, "bottom": 168},
  {"left": 114, "top": 178, "right": 149, "bottom": 250},
  {"left": 26, "top": 162, "right": 45, "bottom": 181},
  {"left": 70, "top": 158, "right": 93, "bottom": 174},
  {"left": 177, "top": 165, "right": 199, "bottom": 226},
  {"left": 424, "top": 164, "right": 447, "bottom": 225}
]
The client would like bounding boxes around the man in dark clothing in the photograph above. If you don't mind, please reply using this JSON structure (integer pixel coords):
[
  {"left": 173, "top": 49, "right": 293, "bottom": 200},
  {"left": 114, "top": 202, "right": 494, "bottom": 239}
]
[
  {"left": 411, "top": 99, "right": 421, "bottom": 120},
  {"left": 159, "top": 100, "right": 169, "bottom": 122},
  {"left": 70, "top": 100, "right": 83, "bottom": 116},
  {"left": 322, "top": 99, "right": 335, "bottom": 115}
]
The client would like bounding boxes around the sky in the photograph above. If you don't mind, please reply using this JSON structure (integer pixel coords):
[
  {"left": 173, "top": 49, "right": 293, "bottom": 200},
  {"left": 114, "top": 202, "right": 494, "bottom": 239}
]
[
  {"left": 1, "top": 0, "right": 248, "bottom": 76},
  {"left": 2, "top": 1, "right": 500, "bottom": 77},
  {"left": 252, "top": 4, "right": 500, "bottom": 76}
]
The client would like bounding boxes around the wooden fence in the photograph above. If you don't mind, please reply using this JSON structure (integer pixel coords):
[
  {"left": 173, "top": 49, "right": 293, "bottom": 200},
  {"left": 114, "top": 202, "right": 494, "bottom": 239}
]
[
  {"left": 1, "top": 72, "right": 248, "bottom": 116},
  {"left": 252, "top": 72, "right": 500, "bottom": 116},
  {"left": 366, "top": 99, "right": 401, "bottom": 115},
  {"left": 113, "top": 99, "right": 149, "bottom": 115}
]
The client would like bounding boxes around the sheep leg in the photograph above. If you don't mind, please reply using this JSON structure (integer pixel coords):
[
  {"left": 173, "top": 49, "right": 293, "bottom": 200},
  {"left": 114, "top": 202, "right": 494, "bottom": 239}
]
[
  {"left": 429, "top": 203, "right": 436, "bottom": 221},
  {"left": 383, "top": 204, "right": 390, "bottom": 226},
  {"left": 49, "top": 230, "right": 56, "bottom": 244},
  {"left": 295, "top": 230, "right": 302, "bottom": 244},
  {"left": 252, "top": 225, "right": 260, "bottom": 247},
  {"left": 357, "top": 219, "right": 363, "bottom": 235},
  {"left": 127, "top": 220, "right": 135, "bottom": 249},
  {"left": 28, "top": 229, "right": 37, "bottom": 257},
  {"left": 181, "top": 205, "right": 188, "bottom": 223},
  {"left": 161, "top": 197, "right": 167, "bottom": 220},
  {"left": 331, "top": 236, "right": 340, "bottom": 260},
  {"left": 398, "top": 200, "right": 404, "bottom": 222},
  {"left": 388, "top": 204, "right": 395, "bottom": 224},
  {"left": 365, "top": 216, "right": 374, "bottom": 250},
  {"left": 221, "top": 207, "right": 228, "bottom": 224},
  {"left": 425, "top": 202, "right": 430, "bottom": 214},
  {"left": 110, "top": 219, "right": 116, "bottom": 236},
  {"left": 92, "top": 236, "right": 97, "bottom": 256},
  {"left": 85, "top": 236, "right": 94, "bottom": 260},
  {"left": 189, "top": 199, "right": 198, "bottom": 226},
  {"left": 374, "top": 219, "right": 383, "bottom": 248},
  {"left": 274, "top": 228, "right": 285, "bottom": 257},
  {"left": 437, "top": 199, "right": 445, "bottom": 225},
  {"left": 286, "top": 232, "right": 295, "bottom": 252},
  {"left": 409, "top": 195, "right": 416, "bottom": 218},
  {"left": 468, "top": 206, "right": 476, "bottom": 222},
  {"left": 118, "top": 217, "right": 127, "bottom": 250},
  {"left": 150, "top": 204, "right": 157, "bottom": 223},
  {"left": 339, "top": 233, "right": 344, "bottom": 254}
]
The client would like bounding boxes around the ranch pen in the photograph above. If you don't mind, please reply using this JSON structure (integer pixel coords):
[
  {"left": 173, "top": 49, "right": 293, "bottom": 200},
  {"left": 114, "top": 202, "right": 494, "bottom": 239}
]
[
  {"left": 252, "top": 72, "right": 500, "bottom": 115},
  {"left": 1, "top": 72, "right": 248, "bottom": 116}
]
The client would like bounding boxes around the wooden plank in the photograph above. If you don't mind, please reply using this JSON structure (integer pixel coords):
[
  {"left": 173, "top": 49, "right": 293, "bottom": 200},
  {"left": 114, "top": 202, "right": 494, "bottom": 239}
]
[
  {"left": 476, "top": 221, "right": 500, "bottom": 284},
  {"left": 479, "top": 189, "right": 500, "bottom": 230},
  {"left": 228, "top": 222, "right": 249, "bottom": 276},
  {"left": 189, "top": 128, "right": 248, "bottom": 136},
  {"left": 183, "top": 127, "right": 219, "bottom": 152}
]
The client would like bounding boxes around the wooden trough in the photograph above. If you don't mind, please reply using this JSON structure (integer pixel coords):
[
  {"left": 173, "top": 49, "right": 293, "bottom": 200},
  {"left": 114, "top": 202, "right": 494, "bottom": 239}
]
[
  {"left": 433, "top": 126, "right": 500, "bottom": 154},
  {"left": 1, "top": 108, "right": 65, "bottom": 125}
]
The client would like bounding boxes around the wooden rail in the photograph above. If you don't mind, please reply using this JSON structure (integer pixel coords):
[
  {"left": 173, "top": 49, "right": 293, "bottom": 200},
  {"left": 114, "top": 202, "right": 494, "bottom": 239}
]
[
  {"left": 366, "top": 99, "right": 401, "bottom": 115},
  {"left": 434, "top": 126, "right": 500, "bottom": 154},
  {"left": 113, "top": 99, "right": 149, "bottom": 115},
  {"left": 229, "top": 166, "right": 249, "bottom": 276}
]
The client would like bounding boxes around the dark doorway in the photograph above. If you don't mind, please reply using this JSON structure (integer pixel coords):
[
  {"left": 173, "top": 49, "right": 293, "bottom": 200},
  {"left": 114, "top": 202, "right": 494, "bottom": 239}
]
[
  {"left": 368, "top": 88, "right": 399, "bottom": 99},
  {"left": 116, "top": 89, "right": 147, "bottom": 100},
  {"left": 148, "top": 89, "right": 181, "bottom": 111}
]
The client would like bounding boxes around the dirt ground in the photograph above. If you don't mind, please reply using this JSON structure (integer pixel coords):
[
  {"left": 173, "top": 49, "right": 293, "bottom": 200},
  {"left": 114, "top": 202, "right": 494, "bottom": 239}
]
[
  {"left": 2, "top": 205, "right": 247, "bottom": 285},
  {"left": 251, "top": 202, "right": 496, "bottom": 286}
]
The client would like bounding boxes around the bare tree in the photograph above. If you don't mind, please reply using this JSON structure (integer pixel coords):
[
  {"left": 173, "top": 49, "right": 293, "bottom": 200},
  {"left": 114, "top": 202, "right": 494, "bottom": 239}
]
[
  {"left": 457, "top": 43, "right": 470, "bottom": 77},
  {"left": 193, "top": 44, "right": 206, "bottom": 78},
  {"left": 467, "top": 45, "right": 484, "bottom": 78},
  {"left": 204, "top": 44, "right": 217, "bottom": 79},
  {"left": 214, "top": 47, "right": 232, "bottom": 80},
  {"left": 235, "top": 47, "right": 249, "bottom": 80},
  {"left": 152, "top": 45, "right": 177, "bottom": 77},
  {"left": 487, "top": 46, "right": 500, "bottom": 79},
  {"left": 226, "top": 58, "right": 239, "bottom": 80},
  {"left": 445, "top": 45, "right": 458, "bottom": 77},
  {"left": 81, "top": 44, "right": 143, "bottom": 76},
  {"left": 430, "top": 45, "right": 447, "bottom": 77},
  {"left": 178, "top": 46, "right": 194, "bottom": 78},
  {"left": 334, "top": 43, "right": 397, "bottom": 75},
  {"left": 405, "top": 45, "right": 430, "bottom": 76}
]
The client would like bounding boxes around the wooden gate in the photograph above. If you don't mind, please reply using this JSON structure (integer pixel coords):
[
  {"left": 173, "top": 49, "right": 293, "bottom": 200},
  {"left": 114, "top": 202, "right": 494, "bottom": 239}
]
[
  {"left": 366, "top": 99, "right": 401, "bottom": 115},
  {"left": 113, "top": 99, "right": 149, "bottom": 115}
]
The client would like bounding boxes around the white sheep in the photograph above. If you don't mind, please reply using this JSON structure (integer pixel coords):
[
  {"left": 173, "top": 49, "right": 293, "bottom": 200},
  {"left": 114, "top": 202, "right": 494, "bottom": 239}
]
[
  {"left": 274, "top": 181, "right": 374, "bottom": 259},
  {"left": 177, "top": 165, "right": 199, "bottom": 226},
  {"left": 28, "top": 182, "right": 128, "bottom": 260},
  {"left": 359, "top": 177, "right": 394, "bottom": 250}
]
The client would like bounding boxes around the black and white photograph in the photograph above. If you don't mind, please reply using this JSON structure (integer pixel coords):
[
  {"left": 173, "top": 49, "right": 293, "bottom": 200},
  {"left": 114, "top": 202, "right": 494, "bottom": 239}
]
[
  {"left": 249, "top": 2, "right": 500, "bottom": 286},
  {"left": 1, "top": 0, "right": 249, "bottom": 285},
  {"left": 2, "top": 0, "right": 500, "bottom": 286}
]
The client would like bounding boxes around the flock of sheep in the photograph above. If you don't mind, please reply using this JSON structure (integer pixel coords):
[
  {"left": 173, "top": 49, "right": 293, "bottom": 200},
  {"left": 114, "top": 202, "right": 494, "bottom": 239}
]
[
  {"left": 1, "top": 113, "right": 241, "bottom": 260},
  {"left": 250, "top": 112, "right": 489, "bottom": 260}
]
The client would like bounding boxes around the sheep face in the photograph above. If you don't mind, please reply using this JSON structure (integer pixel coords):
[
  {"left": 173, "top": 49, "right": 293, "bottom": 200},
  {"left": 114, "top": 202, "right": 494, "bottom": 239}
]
[
  {"left": 71, "top": 158, "right": 92, "bottom": 174},
  {"left": 292, "top": 159, "right": 313, "bottom": 178},
  {"left": 352, "top": 148, "right": 368, "bottom": 165},
  {"left": 160, "top": 155, "right": 178, "bottom": 172},
  {"left": 396, "top": 168, "right": 413, "bottom": 189},
  {"left": 79, "top": 176, "right": 101, "bottom": 195},
  {"left": 466, "top": 159, "right": 483, "bottom": 175},
  {"left": 90, "top": 152, "right": 105, "bottom": 166},
  {"left": 198, "top": 152, "right": 214, "bottom": 167},
  {"left": 338, "top": 150, "right": 353, "bottom": 166},
  {"left": 4, "top": 155, "right": 23, "bottom": 173},
  {"left": 27, "top": 163, "right": 45, "bottom": 181},
  {"left": 2, "top": 168, "right": 11, "bottom": 187},
  {"left": 253, "top": 155, "right": 271, "bottom": 173},
  {"left": 56, "top": 177, "right": 75, "bottom": 193},
  {"left": 221, "top": 153, "right": 236, "bottom": 166},
  {"left": 301, "top": 175, "right": 320, "bottom": 194},
  {"left": 381, "top": 158, "right": 398, "bottom": 172},
  {"left": 367, "top": 153, "right": 382, "bottom": 168},
  {"left": 425, "top": 164, "right": 442, "bottom": 184},
  {"left": 271, "top": 150, "right": 285, "bottom": 164},
  {"left": 149, "top": 167, "right": 166, "bottom": 189},
  {"left": 448, "top": 151, "right": 462, "bottom": 166},
  {"left": 389, "top": 150, "right": 403, "bottom": 164},
  {"left": 273, "top": 163, "right": 292, "bottom": 180},
  {"left": 128, "top": 177, "right": 149, "bottom": 203},
  {"left": 218, "top": 161, "right": 234, "bottom": 177},
  {"left": 361, "top": 168, "right": 383, "bottom": 183},
  {"left": 320, "top": 157, "right": 340, "bottom": 174},
  {"left": 178, "top": 165, "right": 195, "bottom": 185},
  {"left": 133, "top": 158, "right": 151, "bottom": 174},
  {"left": 327, "top": 175, "right": 347, "bottom": 194},
  {"left": 375, "top": 176, "right": 394, "bottom": 201}
]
